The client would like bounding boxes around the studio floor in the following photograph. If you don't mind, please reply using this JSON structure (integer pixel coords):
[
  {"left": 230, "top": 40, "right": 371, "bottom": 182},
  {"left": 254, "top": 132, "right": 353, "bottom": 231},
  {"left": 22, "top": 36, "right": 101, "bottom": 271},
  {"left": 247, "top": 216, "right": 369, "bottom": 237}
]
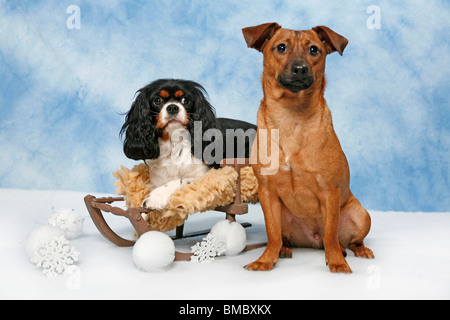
[{"left": 1, "top": 188, "right": 449, "bottom": 300}]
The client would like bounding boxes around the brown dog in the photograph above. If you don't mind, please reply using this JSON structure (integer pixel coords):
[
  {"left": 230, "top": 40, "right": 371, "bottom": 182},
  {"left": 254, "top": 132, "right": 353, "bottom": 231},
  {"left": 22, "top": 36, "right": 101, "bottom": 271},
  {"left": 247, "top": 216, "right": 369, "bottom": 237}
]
[{"left": 242, "top": 23, "right": 374, "bottom": 273}]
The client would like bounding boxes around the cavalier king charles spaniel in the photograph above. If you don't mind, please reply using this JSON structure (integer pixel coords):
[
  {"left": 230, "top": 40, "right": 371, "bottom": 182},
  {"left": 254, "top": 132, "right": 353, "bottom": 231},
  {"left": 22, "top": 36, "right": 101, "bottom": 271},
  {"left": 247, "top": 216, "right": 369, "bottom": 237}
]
[{"left": 120, "top": 79, "right": 256, "bottom": 210}]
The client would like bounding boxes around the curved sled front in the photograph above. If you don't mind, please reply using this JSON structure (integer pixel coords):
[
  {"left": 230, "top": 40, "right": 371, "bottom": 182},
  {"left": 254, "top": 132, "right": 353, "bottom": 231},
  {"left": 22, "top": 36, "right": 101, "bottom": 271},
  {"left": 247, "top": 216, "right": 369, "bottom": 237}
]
[{"left": 84, "top": 195, "right": 151, "bottom": 247}]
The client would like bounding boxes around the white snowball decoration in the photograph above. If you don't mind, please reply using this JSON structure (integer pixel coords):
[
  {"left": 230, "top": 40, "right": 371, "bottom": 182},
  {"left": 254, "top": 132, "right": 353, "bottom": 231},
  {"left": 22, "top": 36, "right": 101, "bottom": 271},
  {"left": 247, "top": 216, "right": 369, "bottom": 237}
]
[
  {"left": 26, "top": 225, "right": 65, "bottom": 260},
  {"left": 132, "top": 231, "right": 175, "bottom": 272},
  {"left": 48, "top": 208, "right": 84, "bottom": 239},
  {"left": 210, "top": 219, "right": 247, "bottom": 256}
]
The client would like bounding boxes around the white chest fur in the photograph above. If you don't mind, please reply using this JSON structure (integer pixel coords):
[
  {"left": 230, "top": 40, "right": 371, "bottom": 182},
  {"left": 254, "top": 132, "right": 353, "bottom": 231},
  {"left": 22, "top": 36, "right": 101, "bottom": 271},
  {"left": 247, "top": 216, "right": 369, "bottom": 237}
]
[{"left": 147, "top": 127, "right": 209, "bottom": 188}]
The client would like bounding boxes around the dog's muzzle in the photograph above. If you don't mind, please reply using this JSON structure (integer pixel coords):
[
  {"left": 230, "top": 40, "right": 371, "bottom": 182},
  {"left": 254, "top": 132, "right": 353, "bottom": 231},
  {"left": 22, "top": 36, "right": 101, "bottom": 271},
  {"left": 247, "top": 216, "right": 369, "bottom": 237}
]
[
  {"left": 161, "top": 102, "right": 187, "bottom": 127},
  {"left": 278, "top": 60, "right": 314, "bottom": 93}
]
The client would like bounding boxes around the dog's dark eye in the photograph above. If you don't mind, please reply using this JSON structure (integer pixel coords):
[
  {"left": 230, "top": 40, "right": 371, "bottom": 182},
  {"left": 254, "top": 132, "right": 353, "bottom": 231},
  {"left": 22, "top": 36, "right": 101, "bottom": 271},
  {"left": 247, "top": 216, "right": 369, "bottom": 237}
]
[
  {"left": 153, "top": 97, "right": 164, "bottom": 106},
  {"left": 309, "top": 46, "right": 319, "bottom": 56},
  {"left": 277, "top": 43, "right": 286, "bottom": 54},
  {"left": 181, "top": 97, "right": 190, "bottom": 105}
]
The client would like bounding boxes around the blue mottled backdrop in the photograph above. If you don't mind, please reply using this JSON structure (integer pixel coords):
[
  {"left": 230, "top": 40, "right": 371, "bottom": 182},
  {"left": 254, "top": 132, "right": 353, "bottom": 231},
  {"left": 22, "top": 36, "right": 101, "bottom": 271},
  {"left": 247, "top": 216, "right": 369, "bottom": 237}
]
[{"left": 0, "top": 0, "right": 449, "bottom": 211}]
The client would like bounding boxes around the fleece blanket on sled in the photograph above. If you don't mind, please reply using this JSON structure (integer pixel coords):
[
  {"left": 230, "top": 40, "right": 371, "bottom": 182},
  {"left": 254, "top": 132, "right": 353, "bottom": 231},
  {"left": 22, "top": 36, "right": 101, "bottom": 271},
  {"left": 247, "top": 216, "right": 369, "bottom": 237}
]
[{"left": 113, "top": 164, "right": 258, "bottom": 232}]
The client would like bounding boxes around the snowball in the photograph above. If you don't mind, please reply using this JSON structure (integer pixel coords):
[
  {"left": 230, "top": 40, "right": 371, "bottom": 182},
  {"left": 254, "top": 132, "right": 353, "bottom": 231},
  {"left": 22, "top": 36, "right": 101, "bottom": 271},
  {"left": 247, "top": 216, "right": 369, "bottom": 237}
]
[
  {"left": 210, "top": 219, "right": 247, "bottom": 256},
  {"left": 26, "top": 225, "right": 65, "bottom": 261},
  {"left": 132, "top": 231, "right": 175, "bottom": 272},
  {"left": 48, "top": 208, "right": 84, "bottom": 239}
]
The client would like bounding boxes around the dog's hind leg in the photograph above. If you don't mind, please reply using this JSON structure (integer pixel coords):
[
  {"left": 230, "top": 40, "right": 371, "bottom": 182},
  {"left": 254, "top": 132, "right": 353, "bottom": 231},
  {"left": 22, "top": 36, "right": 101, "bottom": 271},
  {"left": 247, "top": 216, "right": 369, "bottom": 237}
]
[
  {"left": 279, "top": 240, "right": 293, "bottom": 258},
  {"left": 339, "top": 192, "right": 374, "bottom": 259}
]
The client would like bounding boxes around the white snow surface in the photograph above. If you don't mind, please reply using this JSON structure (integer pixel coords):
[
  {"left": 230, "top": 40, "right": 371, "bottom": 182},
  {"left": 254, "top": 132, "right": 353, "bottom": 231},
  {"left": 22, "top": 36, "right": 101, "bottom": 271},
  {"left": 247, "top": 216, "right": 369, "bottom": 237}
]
[{"left": 1, "top": 188, "right": 449, "bottom": 300}]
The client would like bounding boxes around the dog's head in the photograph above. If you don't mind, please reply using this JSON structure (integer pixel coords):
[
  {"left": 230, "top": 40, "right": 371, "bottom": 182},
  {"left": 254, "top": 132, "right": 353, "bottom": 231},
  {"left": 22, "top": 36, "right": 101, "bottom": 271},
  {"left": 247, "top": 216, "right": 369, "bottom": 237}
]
[
  {"left": 242, "top": 23, "right": 348, "bottom": 94},
  {"left": 120, "top": 79, "right": 217, "bottom": 161}
]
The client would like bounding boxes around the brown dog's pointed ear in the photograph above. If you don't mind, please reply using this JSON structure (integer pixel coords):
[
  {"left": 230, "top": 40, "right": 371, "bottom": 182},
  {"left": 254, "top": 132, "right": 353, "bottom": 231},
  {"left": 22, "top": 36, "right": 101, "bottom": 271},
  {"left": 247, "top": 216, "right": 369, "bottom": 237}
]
[
  {"left": 312, "top": 26, "right": 348, "bottom": 56},
  {"left": 242, "top": 22, "right": 281, "bottom": 52}
]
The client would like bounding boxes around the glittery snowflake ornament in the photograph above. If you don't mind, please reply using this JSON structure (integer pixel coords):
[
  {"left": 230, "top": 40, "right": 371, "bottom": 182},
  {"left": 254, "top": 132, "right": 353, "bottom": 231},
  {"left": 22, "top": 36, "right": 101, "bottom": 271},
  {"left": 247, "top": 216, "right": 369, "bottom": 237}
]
[
  {"left": 48, "top": 208, "right": 84, "bottom": 240},
  {"left": 191, "top": 233, "right": 226, "bottom": 263},
  {"left": 31, "top": 235, "right": 80, "bottom": 277}
]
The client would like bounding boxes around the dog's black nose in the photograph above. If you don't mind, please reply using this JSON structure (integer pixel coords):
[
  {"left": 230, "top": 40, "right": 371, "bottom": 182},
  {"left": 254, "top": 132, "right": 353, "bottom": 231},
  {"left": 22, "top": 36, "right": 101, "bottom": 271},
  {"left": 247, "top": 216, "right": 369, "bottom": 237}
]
[
  {"left": 166, "top": 104, "right": 179, "bottom": 115},
  {"left": 291, "top": 62, "right": 309, "bottom": 75}
]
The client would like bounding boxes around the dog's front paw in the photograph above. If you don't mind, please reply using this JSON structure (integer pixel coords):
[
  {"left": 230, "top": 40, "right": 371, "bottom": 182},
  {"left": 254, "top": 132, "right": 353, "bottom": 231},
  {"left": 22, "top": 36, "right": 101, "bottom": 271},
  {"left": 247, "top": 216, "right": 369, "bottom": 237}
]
[
  {"left": 325, "top": 253, "right": 352, "bottom": 273},
  {"left": 244, "top": 260, "right": 276, "bottom": 271},
  {"left": 142, "top": 179, "right": 185, "bottom": 210},
  {"left": 142, "top": 191, "right": 168, "bottom": 210}
]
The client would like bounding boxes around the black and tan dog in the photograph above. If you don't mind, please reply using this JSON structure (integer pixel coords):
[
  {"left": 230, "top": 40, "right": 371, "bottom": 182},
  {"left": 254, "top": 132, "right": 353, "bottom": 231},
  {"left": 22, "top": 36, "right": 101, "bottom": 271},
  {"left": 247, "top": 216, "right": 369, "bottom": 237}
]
[
  {"left": 120, "top": 79, "right": 256, "bottom": 210},
  {"left": 242, "top": 23, "right": 374, "bottom": 273}
]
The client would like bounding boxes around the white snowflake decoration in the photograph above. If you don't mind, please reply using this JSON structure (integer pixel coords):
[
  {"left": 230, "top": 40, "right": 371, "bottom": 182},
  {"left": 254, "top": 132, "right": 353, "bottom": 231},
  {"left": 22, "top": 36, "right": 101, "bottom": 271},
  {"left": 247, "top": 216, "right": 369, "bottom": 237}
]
[
  {"left": 48, "top": 208, "right": 84, "bottom": 239},
  {"left": 31, "top": 235, "right": 80, "bottom": 277},
  {"left": 191, "top": 233, "right": 226, "bottom": 263}
]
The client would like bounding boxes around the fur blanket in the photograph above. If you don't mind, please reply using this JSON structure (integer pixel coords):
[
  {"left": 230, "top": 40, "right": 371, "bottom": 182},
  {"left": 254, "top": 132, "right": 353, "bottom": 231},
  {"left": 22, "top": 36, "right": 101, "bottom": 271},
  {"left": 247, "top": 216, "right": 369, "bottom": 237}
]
[{"left": 113, "top": 164, "right": 258, "bottom": 232}]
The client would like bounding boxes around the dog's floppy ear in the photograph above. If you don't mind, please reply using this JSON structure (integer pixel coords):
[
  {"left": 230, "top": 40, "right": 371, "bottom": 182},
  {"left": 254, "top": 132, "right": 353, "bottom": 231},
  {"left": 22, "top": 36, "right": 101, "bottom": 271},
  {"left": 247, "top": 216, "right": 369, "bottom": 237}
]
[
  {"left": 184, "top": 81, "right": 218, "bottom": 166},
  {"left": 120, "top": 89, "right": 160, "bottom": 161},
  {"left": 186, "top": 81, "right": 217, "bottom": 132},
  {"left": 312, "top": 26, "right": 348, "bottom": 56},
  {"left": 242, "top": 22, "right": 281, "bottom": 52},
  {"left": 187, "top": 82, "right": 217, "bottom": 138}
]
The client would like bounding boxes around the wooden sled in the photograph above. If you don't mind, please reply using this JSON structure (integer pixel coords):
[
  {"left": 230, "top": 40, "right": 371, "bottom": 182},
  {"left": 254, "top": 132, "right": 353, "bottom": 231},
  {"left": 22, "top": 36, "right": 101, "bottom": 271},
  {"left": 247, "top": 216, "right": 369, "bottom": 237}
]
[{"left": 84, "top": 159, "right": 262, "bottom": 260}]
